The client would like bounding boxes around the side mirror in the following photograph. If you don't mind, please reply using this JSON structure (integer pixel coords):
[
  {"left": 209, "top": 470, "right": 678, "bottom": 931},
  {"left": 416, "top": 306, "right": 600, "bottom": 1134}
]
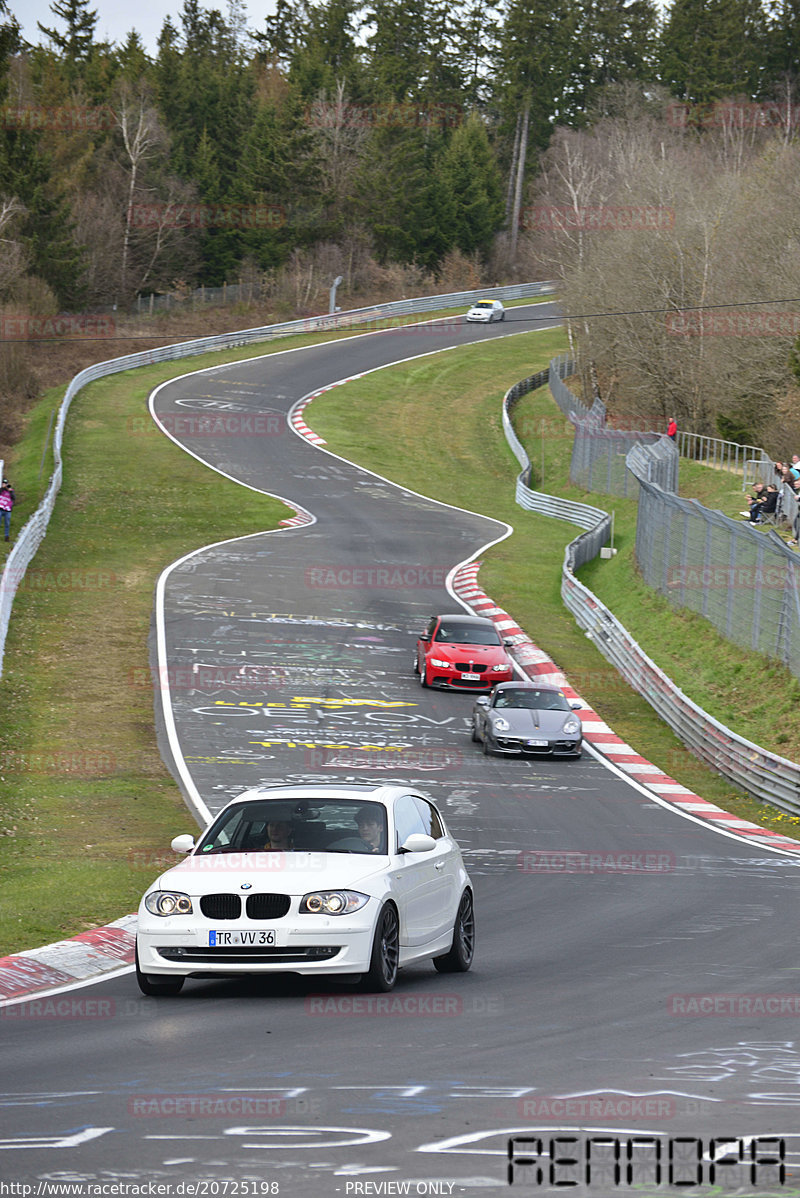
[
  {"left": 400, "top": 833, "right": 436, "bottom": 854},
  {"left": 171, "top": 834, "right": 196, "bottom": 854},
  {"left": 569, "top": 700, "right": 583, "bottom": 711},
  {"left": 503, "top": 638, "right": 515, "bottom": 647},
  {"left": 475, "top": 696, "right": 490, "bottom": 708}
]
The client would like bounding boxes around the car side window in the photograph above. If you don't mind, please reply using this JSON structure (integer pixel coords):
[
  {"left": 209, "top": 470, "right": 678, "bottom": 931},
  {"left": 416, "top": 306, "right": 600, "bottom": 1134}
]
[
  {"left": 425, "top": 616, "right": 437, "bottom": 639},
  {"left": 394, "top": 795, "right": 427, "bottom": 849},
  {"left": 412, "top": 796, "right": 444, "bottom": 840}
]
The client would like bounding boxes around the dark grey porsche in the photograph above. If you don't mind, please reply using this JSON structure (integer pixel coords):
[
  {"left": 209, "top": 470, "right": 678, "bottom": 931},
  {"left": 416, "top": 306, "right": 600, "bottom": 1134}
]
[{"left": 471, "top": 681, "right": 583, "bottom": 757}]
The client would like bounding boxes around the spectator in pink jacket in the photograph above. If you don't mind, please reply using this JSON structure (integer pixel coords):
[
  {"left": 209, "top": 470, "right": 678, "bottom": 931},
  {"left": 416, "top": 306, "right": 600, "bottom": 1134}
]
[{"left": 0, "top": 478, "right": 15, "bottom": 542}]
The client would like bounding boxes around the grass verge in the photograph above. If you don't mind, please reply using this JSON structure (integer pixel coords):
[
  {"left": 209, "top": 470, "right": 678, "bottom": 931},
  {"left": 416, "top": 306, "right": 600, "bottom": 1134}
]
[
  {"left": 308, "top": 328, "right": 800, "bottom": 842},
  {"left": 0, "top": 354, "right": 289, "bottom": 956}
]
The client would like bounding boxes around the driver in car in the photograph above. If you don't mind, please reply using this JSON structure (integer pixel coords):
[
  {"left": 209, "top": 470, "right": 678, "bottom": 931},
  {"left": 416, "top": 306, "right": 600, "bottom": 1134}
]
[
  {"left": 355, "top": 808, "right": 385, "bottom": 854},
  {"left": 262, "top": 818, "right": 294, "bottom": 851}
]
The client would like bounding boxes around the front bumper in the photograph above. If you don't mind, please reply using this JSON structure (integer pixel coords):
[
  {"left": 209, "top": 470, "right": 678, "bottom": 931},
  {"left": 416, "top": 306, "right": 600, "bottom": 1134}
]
[
  {"left": 491, "top": 736, "right": 583, "bottom": 756},
  {"left": 136, "top": 913, "right": 376, "bottom": 977},
  {"left": 429, "top": 668, "right": 513, "bottom": 690}
]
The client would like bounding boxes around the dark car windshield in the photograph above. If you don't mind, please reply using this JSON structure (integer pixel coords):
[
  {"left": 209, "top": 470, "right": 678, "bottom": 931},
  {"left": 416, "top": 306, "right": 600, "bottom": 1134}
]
[
  {"left": 493, "top": 689, "right": 570, "bottom": 711},
  {"left": 195, "top": 798, "right": 388, "bottom": 855},
  {"left": 435, "top": 622, "right": 501, "bottom": 645}
]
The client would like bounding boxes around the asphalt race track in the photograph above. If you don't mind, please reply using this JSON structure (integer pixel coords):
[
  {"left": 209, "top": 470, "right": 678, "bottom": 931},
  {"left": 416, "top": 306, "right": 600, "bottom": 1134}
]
[{"left": 3, "top": 303, "right": 800, "bottom": 1196}]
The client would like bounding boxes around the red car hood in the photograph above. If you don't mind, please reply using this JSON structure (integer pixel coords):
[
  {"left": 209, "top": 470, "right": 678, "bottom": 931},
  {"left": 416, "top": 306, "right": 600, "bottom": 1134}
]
[{"left": 432, "top": 642, "right": 509, "bottom": 666}]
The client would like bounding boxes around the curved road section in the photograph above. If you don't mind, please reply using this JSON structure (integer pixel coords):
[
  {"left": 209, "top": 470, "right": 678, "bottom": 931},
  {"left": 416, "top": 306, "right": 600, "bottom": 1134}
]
[{"left": 3, "top": 305, "right": 800, "bottom": 1193}]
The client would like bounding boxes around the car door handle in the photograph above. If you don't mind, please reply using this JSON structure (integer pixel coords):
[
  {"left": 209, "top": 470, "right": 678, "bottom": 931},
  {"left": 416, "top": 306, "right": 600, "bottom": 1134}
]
[{"left": 435, "top": 860, "right": 446, "bottom": 871}]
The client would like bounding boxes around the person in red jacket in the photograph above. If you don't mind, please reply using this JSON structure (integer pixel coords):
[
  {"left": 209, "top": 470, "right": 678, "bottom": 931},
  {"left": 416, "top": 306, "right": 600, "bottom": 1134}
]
[{"left": 667, "top": 418, "right": 677, "bottom": 440}]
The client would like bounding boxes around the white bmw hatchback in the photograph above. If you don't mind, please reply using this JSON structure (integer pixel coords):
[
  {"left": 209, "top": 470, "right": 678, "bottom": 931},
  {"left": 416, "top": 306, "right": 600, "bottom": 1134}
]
[{"left": 135, "top": 783, "right": 474, "bottom": 995}]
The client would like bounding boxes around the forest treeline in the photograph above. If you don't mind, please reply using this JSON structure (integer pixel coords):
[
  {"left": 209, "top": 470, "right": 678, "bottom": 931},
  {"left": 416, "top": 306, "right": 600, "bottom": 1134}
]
[{"left": 2, "top": 0, "right": 800, "bottom": 449}]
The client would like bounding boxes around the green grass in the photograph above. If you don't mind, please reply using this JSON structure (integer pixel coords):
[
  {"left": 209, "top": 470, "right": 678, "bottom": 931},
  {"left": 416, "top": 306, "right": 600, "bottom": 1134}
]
[{"left": 308, "top": 329, "right": 800, "bottom": 842}]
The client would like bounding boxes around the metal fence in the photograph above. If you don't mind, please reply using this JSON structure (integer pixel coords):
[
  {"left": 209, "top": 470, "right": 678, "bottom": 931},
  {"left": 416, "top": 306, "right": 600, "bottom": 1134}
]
[
  {"left": 549, "top": 356, "right": 678, "bottom": 497},
  {"left": 0, "top": 281, "right": 555, "bottom": 677},
  {"left": 677, "top": 430, "right": 766, "bottom": 484},
  {"left": 630, "top": 467, "right": 800, "bottom": 675},
  {"left": 501, "top": 360, "right": 800, "bottom": 815}
]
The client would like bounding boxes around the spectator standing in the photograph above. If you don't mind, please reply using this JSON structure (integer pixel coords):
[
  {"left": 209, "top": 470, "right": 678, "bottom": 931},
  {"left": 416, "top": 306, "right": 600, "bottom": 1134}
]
[
  {"left": 667, "top": 418, "right": 677, "bottom": 440},
  {"left": 0, "top": 478, "right": 15, "bottom": 542}
]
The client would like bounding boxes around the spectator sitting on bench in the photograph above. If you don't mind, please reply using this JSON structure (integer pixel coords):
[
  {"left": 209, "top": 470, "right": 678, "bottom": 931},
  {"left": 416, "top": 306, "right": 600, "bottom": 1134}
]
[
  {"left": 742, "top": 483, "right": 766, "bottom": 520},
  {"left": 759, "top": 484, "right": 779, "bottom": 520}
]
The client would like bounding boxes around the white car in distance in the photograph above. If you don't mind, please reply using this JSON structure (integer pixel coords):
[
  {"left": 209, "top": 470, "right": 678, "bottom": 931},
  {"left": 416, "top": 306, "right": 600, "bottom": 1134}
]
[
  {"left": 465, "top": 299, "right": 505, "bottom": 322},
  {"left": 136, "top": 783, "right": 475, "bottom": 996}
]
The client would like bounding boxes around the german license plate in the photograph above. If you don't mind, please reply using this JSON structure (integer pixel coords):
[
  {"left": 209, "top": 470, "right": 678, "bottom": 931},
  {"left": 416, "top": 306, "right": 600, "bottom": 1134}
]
[
  {"left": 461, "top": 672, "right": 481, "bottom": 680},
  {"left": 209, "top": 929, "right": 277, "bottom": 946},
  {"left": 527, "top": 739, "right": 549, "bottom": 748}
]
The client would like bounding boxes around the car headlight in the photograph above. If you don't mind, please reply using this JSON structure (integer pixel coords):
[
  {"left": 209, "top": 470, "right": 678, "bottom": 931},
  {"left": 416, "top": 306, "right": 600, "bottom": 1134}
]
[
  {"left": 300, "top": 890, "right": 369, "bottom": 915},
  {"left": 144, "top": 891, "right": 193, "bottom": 916},
  {"left": 430, "top": 657, "right": 451, "bottom": 668},
  {"left": 562, "top": 717, "right": 581, "bottom": 735},
  {"left": 493, "top": 717, "right": 510, "bottom": 731},
  {"left": 491, "top": 663, "right": 510, "bottom": 671}
]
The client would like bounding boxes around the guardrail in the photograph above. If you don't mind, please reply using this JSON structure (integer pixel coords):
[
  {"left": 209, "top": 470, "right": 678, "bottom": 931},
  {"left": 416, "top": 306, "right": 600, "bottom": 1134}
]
[
  {"left": 0, "top": 281, "right": 556, "bottom": 676},
  {"left": 501, "top": 360, "right": 800, "bottom": 816}
]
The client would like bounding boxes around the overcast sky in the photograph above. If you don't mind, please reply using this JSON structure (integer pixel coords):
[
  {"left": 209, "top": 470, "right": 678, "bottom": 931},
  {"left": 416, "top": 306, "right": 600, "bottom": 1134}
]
[{"left": 15, "top": 0, "right": 275, "bottom": 57}]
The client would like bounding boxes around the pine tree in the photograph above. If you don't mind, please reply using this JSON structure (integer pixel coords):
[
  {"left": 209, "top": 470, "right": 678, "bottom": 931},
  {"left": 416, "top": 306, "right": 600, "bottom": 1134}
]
[
  {"left": 660, "top": 0, "right": 768, "bottom": 103},
  {"left": 289, "top": 0, "right": 364, "bottom": 99},
  {"left": 37, "top": 0, "right": 98, "bottom": 77},
  {"left": 438, "top": 113, "right": 504, "bottom": 256},
  {"left": 765, "top": 0, "right": 800, "bottom": 77},
  {"left": 570, "top": 0, "right": 658, "bottom": 118}
]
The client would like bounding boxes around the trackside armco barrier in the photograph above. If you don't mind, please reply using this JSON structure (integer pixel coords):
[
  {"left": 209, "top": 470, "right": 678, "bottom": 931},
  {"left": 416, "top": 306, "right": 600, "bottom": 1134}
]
[
  {"left": 502, "top": 361, "right": 800, "bottom": 815},
  {"left": 0, "top": 282, "right": 554, "bottom": 676}
]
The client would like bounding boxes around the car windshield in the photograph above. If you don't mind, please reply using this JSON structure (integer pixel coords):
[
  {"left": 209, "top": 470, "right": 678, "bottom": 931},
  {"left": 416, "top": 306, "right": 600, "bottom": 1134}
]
[
  {"left": 435, "top": 622, "right": 501, "bottom": 645},
  {"left": 494, "top": 689, "right": 570, "bottom": 711},
  {"left": 474, "top": 302, "right": 492, "bottom": 309},
  {"left": 195, "top": 798, "right": 389, "bottom": 855}
]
